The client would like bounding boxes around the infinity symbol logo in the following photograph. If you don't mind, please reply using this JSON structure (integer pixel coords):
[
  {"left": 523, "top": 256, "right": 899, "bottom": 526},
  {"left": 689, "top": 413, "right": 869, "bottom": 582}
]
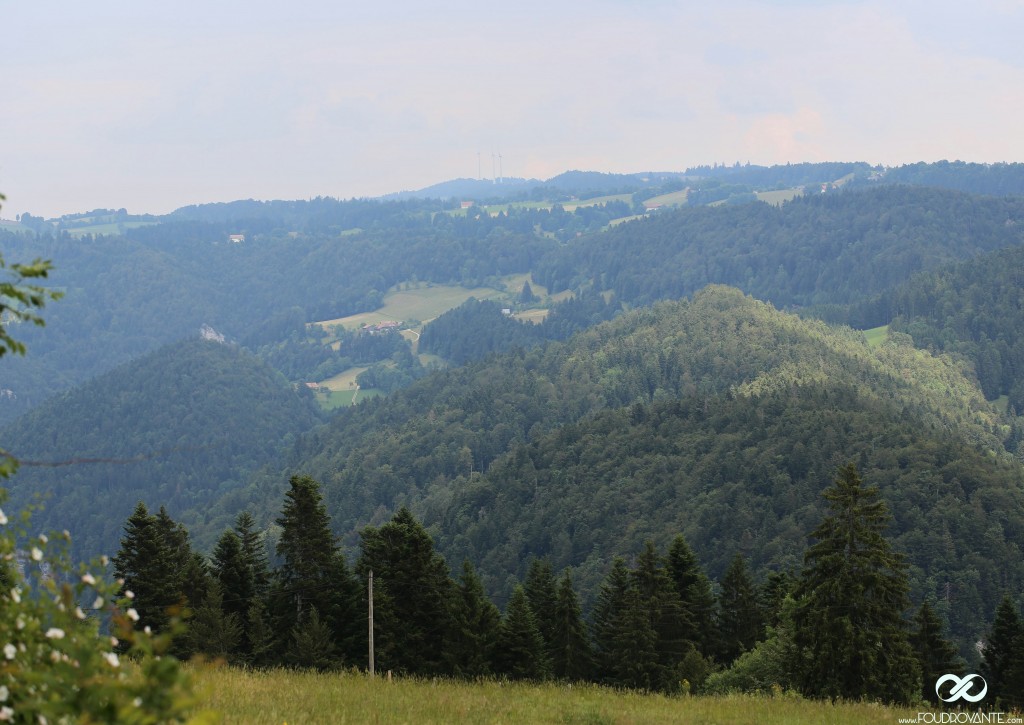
[{"left": 936, "top": 674, "right": 988, "bottom": 703}]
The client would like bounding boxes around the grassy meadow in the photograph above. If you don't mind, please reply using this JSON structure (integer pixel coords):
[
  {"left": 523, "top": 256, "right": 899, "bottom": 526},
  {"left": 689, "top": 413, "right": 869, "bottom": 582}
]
[
  {"left": 756, "top": 188, "right": 803, "bottom": 206},
  {"left": 643, "top": 189, "right": 690, "bottom": 208},
  {"left": 863, "top": 325, "right": 890, "bottom": 348},
  {"left": 190, "top": 666, "right": 919, "bottom": 724},
  {"left": 315, "top": 283, "right": 508, "bottom": 330}
]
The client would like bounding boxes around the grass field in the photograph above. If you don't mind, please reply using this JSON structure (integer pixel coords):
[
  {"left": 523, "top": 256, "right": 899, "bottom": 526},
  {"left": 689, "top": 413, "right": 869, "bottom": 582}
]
[
  {"left": 756, "top": 188, "right": 803, "bottom": 206},
  {"left": 863, "top": 325, "right": 890, "bottom": 348},
  {"left": 316, "top": 284, "right": 507, "bottom": 330},
  {"left": 644, "top": 189, "right": 689, "bottom": 208},
  {"left": 190, "top": 666, "right": 918, "bottom": 724},
  {"left": 65, "top": 221, "right": 158, "bottom": 237}
]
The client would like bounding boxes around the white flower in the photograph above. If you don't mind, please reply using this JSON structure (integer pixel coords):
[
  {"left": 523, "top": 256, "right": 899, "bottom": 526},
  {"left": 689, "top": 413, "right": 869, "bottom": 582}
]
[
  {"left": 74, "top": 607, "right": 86, "bottom": 620},
  {"left": 109, "top": 637, "right": 118, "bottom": 648},
  {"left": 124, "top": 590, "right": 135, "bottom": 600},
  {"left": 45, "top": 628, "right": 65, "bottom": 639},
  {"left": 81, "top": 573, "right": 96, "bottom": 586},
  {"left": 38, "top": 534, "right": 47, "bottom": 544},
  {"left": 15, "top": 618, "right": 23, "bottom": 631},
  {"left": 3, "top": 644, "right": 15, "bottom": 660},
  {"left": 0, "top": 705, "right": 13, "bottom": 721},
  {"left": 49, "top": 650, "right": 61, "bottom": 663},
  {"left": 0, "top": 508, "right": 7, "bottom": 525},
  {"left": 103, "top": 652, "right": 119, "bottom": 668},
  {"left": 93, "top": 596, "right": 104, "bottom": 609},
  {"left": 133, "top": 697, "right": 142, "bottom": 707},
  {"left": 8, "top": 589, "right": 19, "bottom": 604},
  {"left": 0, "top": 685, "right": 7, "bottom": 701},
  {"left": 30, "top": 547, "right": 42, "bottom": 562},
  {"left": 143, "top": 626, "right": 152, "bottom": 635},
  {"left": 126, "top": 608, "right": 139, "bottom": 622},
  {"left": 100, "top": 555, "right": 109, "bottom": 566}
]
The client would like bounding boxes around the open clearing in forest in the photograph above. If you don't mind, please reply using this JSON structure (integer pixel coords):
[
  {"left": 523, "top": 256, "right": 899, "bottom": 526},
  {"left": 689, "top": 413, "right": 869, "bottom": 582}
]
[
  {"left": 315, "top": 283, "right": 507, "bottom": 331},
  {"left": 756, "top": 188, "right": 803, "bottom": 206},
  {"left": 191, "top": 666, "right": 919, "bottom": 725},
  {"left": 863, "top": 325, "right": 890, "bottom": 348}
]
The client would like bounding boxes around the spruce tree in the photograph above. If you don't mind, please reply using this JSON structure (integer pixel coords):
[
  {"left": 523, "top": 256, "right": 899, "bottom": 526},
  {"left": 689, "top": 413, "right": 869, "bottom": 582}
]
[
  {"left": 234, "top": 510, "right": 270, "bottom": 598},
  {"left": 286, "top": 607, "right": 340, "bottom": 671},
  {"left": 611, "top": 587, "right": 660, "bottom": 691},
  {"left": 212, "top": 530, "right": 254, "bottom": 624},
  {"left": 188, "top": 579, "right": 242, "bottom": 660},
  {"left": 523, "top": 558, "right": 558, "bottom": 661},
  {"left": 910, "top": 601, "right": 962, "bottom": 704},
  {"left": 666, "top": 534, "right": 717, "bottom": 658},
  {"left": 550, "top": 571, "right": 594, "bottom": 681},
  {"left": 717, "top": 553, "right": 764, "bottom": 664},
  {"left": 274, "top": 474, "right": 358, "bottom": 664},
  {"left": 981, "top": 595, "right": 1023, "bottom": 709},
  {"left": 591, "top": 557, "right": 631, "bottom": 684},
  {"left": 632, "top": 540, "right": 691, "bottom": 691},
  {"left": 447, "top": 560, "right": 501, "bottom": 677},
  {"left": 495, "top": 585, "right": 550, "bottom": 680},
  {"left": 113, "top": 502, "right": 193, "bottom": 635},
  {"left": 357, "top": 507, "right": 455, "bottom": 675},
  {"left": 793, "top": 463, "right": 920, "bottom": 704}
]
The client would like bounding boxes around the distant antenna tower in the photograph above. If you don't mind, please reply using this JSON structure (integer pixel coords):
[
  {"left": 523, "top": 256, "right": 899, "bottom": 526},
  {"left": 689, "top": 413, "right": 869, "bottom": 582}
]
[
  {"left": 498, "top": 153, "right": 503, "bottom": 184},
  {"left": 491, "top": 152, "right": 497, "bottom": 184}
]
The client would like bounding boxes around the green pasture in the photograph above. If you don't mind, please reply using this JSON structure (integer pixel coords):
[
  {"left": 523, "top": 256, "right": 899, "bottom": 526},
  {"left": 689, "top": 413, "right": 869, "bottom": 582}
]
[
  {"left": 644, "top": 189, "right": 689, "bottom": 207},
  {"left": 756, "top": 188, "right": 803, "bottom": 206},
  {"left": 863, "top": 325, "right": 890, "bottom": 348},
  {"left": 190, "top": 666, "right": 920, "bottom": 725},
  {"left": 315, "top": 283, "right": 507, "bottom": 330},
  {"left": 65, "top": 221, "right": 157, "bottom": 237}
]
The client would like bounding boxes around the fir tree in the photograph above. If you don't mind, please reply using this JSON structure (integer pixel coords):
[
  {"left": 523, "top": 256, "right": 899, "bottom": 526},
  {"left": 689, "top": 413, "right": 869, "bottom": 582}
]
[
  {"left": 357, "top": 507, "right": 455, "bottom": 675},
  {"left": 793, "top": 463, "right": 920, "bottom": 704},
  {"left": 910, "top": 601, "right": 962, "bottom": 705},
  {"left": 212, "top": 530, "right": 254, "bottom": 624},
  {"left": 245, "top": 599, "right": 275, "bottom": 667},
  {"left": 666, "top": 534, "right": 717, "bottom": 658},
  {"left": 523, "top": 558, "right": 558, "bottom": 661},
  {"left": 611, "top": 587, "right": 660, "bottom": 691},
  {"left": 235, "top": 510, "right": 270, "bottom": 598},
  {"left": 981, "top": 595, "right": 1023, "bottom": 709},
  {"left": 274, "top": 474, "right": 358, "bottom": 663},
  {"left": 495, "top": 585, "right": 550, "bottom": 680},
  {"left": 717, "top": 553, "right": 764, "bottom": 664},
  {"left": 286, "top": 607, "right": 340, "bottom": 671},
  {"left": 188, "top": 579, "right": 242, "bottom": 660},
  {"left": 632, "top": 540, "right": 692, "bottom": 691},
  {"left": 113, "top": 502, "right": 190, "bottom": 634},
  {"left": 550, "top": 571, "right": 594, "bottom": 681},
  {"left": 447, "top": 560, "right": 501, "bottom": 677},
  {"left": 591, "top": 557, "right": 631, "bottom": 684}
]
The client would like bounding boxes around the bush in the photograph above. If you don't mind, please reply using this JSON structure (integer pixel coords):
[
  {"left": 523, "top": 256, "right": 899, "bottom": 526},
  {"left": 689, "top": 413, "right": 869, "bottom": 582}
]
[{"left": 0, "top": 492, "right": 200, "bottom": 723}]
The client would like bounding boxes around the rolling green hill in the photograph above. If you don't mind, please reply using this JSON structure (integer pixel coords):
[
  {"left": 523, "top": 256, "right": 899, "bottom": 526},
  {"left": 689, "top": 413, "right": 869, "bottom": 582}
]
[
  {"left": 211, "top": 286, "right": 1022, "bottom": 651},
  {"left": 1, "top": 337, "right": 322, "bottom": 557}
]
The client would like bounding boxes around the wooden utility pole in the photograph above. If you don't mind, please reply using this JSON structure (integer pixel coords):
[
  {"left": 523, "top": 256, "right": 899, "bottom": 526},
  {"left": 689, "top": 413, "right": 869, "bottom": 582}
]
[{"left": 368, "top": 570, "right": 375, "bottom": 677}]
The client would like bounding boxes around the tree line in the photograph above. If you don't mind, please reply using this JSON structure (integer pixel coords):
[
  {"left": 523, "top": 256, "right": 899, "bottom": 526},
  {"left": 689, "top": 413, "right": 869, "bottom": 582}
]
[{"left": 114, "top": 468, "right": 1023, "bottom": 707}]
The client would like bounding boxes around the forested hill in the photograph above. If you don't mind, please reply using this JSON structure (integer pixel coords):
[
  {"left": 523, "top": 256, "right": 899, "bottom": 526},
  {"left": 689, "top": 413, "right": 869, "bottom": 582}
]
[
  {"left": 215, "top": 287, "right": 1023, "bottom": 647},
  {"left": 534, "top": 186, "right": 1024, "bottom": 309},
  {"left": 1, "top": 338, "right": 321, "bottom": 557}
]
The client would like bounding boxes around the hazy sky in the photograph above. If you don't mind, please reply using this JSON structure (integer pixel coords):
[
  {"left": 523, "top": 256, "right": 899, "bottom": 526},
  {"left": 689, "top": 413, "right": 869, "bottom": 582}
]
[{"left": 2, "top": 0, "right": 1023, "bottom": 218}]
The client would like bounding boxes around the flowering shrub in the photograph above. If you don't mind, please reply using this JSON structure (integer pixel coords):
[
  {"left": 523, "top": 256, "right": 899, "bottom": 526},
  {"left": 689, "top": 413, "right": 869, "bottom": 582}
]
[{"left": 0, "top": 495, "right": 200, "bottom": 723}]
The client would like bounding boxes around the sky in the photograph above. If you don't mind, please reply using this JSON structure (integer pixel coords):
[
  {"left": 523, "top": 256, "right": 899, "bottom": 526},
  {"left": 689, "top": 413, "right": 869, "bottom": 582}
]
[{"left": 2, "top": 0, "right": 1023, "bottom": 218}]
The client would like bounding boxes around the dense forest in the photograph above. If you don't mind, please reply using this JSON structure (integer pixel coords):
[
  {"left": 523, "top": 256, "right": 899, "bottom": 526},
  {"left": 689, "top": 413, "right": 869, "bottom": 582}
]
[
  {"left": 6, "top": 164, "right": 1024, "bottom": 704},
  {"left": 194, "top": 288, "right": 1022, "bottom": 654},
  {"left": 1, "top": 338, "right": 321, "bottom": 556},
  {"left": 110, "top": 471, "right": 1023, "bottom": 707},
  {"left": 534, "top": 186, "right": 1024, "bottom": 309}
]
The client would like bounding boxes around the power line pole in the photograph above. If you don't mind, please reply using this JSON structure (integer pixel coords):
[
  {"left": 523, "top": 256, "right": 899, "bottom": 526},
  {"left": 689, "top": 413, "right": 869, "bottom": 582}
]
[{"left": 368, "top": 569, "right": 375, "bottom": 677}]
